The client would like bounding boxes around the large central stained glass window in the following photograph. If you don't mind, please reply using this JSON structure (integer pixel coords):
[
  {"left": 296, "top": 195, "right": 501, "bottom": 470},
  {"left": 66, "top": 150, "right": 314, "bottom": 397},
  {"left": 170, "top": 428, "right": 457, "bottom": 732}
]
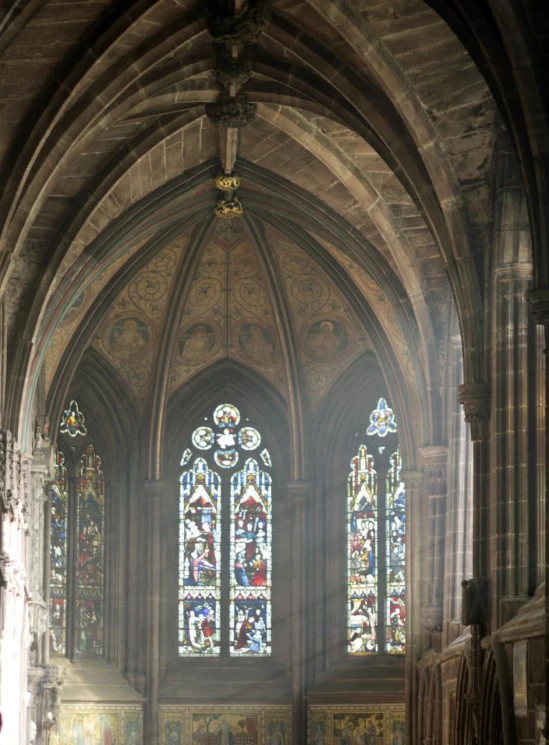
[
  {"left": 179, "top": 403, "right": 272, "bottom": 657},
  {"left": 347, "top": 398, "right": 406, "bottom": 655}
]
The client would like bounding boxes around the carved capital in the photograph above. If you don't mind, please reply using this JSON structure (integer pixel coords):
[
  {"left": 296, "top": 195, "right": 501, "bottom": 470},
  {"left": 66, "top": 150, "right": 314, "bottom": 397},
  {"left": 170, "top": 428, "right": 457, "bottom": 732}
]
[
  {"left": 527, "top": 286, "right": 549, "bottom": 325},
  {"left": 458, "top": 382, "right": 491, "bottom": 441}
]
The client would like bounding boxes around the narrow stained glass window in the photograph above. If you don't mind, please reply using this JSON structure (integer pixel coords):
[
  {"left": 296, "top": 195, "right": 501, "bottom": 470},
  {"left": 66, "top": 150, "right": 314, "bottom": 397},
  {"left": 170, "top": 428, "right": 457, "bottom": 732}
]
[
  {"left": 75, "top": 444, "right": 105, "bottom": 656},
  {"left": 348, "top": 397, "right": 405, "bottom": 655},
  {"left": 386, "top": 449, "right": 406, "bottom": 653},
  {"left": 230, "top": 458, "right": 272, "bottom": 656},
  {"left": 50, "top": 451, "right": 68, "bottom": 654},
  {"left": 348, "top": 444, "right": 378, "bottom": 654},
  {"left": 179, "top": 458, "right": 221, "bottom": 656}
]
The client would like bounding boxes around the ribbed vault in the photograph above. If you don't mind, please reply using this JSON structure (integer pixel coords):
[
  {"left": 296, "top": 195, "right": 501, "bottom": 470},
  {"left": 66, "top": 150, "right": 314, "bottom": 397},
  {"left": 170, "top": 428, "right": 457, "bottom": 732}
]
[{"left": 0, "top": 0, "right": 506, "bottom": 456}]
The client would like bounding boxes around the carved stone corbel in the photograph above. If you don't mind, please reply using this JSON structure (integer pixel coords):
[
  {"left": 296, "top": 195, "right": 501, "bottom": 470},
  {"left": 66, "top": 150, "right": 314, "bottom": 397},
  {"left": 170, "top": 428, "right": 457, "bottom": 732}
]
[
  {"left": 461, "top": 577, "right": 489, "bottom": 626},
  {"left": 458, "top": 382, "right": 491, "bottom": 442}
]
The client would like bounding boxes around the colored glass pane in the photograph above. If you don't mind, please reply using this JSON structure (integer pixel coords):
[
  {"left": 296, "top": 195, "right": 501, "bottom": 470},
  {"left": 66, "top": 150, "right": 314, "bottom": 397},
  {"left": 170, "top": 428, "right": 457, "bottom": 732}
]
[
  {"left": 75, "top": 445, "right": 105, "bottom": 656},
  {"left": 366, "top": 398, "right": 397, "bottom": 438},
  {"left": 179, "top": 458, "right": 221, "bottom": 656},
  {"left": 348, "top": 444, "right": 378, "bottom": 654},
  {"left": 50, "top": 451, "right": 68, "bottom": 655},
  {"left": 230, "top": 458, "right": 272, "bottom": 656},
  {"left": 386, "top": 448, "right": 406, "bottom": 653},
  {"left": 59, "top": 399, "right": 88, "bottom": 437}
]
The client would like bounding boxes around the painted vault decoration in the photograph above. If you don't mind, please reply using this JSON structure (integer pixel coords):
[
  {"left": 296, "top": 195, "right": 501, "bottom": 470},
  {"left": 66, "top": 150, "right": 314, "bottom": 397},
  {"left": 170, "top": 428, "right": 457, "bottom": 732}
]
[
  {"left": 159, "top": 705, "right": 291, "bottom": 745},
  {"left": 308, "top": 706, "right": 404, "bottom": 745}
]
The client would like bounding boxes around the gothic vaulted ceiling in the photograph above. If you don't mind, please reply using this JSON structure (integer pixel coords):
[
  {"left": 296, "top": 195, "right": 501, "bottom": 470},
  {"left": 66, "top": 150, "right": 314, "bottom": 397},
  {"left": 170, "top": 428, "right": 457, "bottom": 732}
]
[{"left": 0, "top": 0, "right": 501, "bottom": 448}]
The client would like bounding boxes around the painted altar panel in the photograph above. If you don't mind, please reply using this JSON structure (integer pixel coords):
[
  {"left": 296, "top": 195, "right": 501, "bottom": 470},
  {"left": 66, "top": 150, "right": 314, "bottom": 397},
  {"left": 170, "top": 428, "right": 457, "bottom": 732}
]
[
  {"left": 308, "top": 706, "right": 405, "bottom": 745},
  {"left": 159, "top": 705, "right": 291, "bottom": 745},
  {"left": 55, "top": 703, "right": 143, "bottom": 745}
]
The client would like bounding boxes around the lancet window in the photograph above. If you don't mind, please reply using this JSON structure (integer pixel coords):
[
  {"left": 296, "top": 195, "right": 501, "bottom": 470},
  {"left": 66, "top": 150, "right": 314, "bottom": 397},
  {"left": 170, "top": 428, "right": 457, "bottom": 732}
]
[
  {"left": 179, "top": 403, "right": 272, "bottom": 657},
  {"left": 347, "top": 398, "right": 406, "bottom": 655},
  {"left": 50, "top": 402, "right": 106, "bottom": 658}
]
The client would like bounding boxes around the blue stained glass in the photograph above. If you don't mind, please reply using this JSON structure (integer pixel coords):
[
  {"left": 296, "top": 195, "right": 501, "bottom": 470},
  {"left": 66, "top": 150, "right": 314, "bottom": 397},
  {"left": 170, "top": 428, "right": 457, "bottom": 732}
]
[
  {"left": 348, "top": 444, "right": 378, "bottom": 654},
  {"left": 230, "top": 458, "right": 272, "bottom": 656},
  {"left": 386, "top": 448, "right": 406, "bottom": 653},
  {"left": 179, "top": 458, "right": 221, "bottom": 656},
  {"left": 75, "top": 445, "right": 105, "bottom": 656},
  {"left": 366, "top": 398, "right": 397, "bottom": 437},
  {"left": 59, "top": 399, "right": 88, "bottom": 437}
]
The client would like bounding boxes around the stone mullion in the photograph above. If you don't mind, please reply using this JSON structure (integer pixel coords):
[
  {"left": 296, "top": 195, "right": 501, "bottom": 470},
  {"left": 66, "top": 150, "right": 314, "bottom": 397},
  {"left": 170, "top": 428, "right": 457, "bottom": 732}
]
[
  {"left": 142, "top": 479, "right": 168, "bottom": 745},
  {"left": 287, "top": 480, "right": 311, "bottom": 745},
  {"left": 401, "top": 470, "right": 423, "bottom": 745}
]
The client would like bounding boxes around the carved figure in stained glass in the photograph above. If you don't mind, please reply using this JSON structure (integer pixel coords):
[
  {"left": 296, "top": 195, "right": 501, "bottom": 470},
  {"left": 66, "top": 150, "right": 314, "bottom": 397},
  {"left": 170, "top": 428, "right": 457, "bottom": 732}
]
[
  {"left": 366, "top": 397, "right": 397, "bottom": 438},
  {"left": 59, "top": 399, "right": 88, "bottom": 437}
]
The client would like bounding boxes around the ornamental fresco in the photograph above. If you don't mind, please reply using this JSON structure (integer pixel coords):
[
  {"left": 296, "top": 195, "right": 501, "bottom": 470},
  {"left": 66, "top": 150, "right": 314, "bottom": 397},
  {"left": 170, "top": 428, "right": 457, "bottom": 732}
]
[
  {"left": 308, "top": 706, "right": 404, "bottom": 745},
  {"left": 265, "top": 226, "right": 368, "bottom": 406},
  {"left": 93, "top": 239, "right": 187, "bottom": 402},
  {"left": 159, "top": 705, "right": 291, "bottom": 745},
  {"left": 167, "top": 225, "right": 287, "bottom": 398},
  {"left": 55, "top": 703, "right": 143, "bottom": 745}
]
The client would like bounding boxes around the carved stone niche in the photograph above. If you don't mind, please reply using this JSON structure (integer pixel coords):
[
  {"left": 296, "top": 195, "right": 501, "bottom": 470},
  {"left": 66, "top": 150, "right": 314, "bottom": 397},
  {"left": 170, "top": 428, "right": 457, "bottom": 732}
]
[
  {"left": 421, "top": 603, "right": 443, "bottom": 653},
  {"left": 39, "top": 665, "right": 66, "bottom": 728},
  {"left": 461, "top": 577, "right": 489, "bottom": 626}
]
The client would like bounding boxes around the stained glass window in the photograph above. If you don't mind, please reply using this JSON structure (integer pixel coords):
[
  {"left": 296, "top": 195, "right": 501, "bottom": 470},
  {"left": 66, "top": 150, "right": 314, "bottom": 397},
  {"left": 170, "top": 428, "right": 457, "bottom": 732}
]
[
  {"left": 230, "top": 458, "right": 272, "bottom": 656},
  {"left": 179, "top": 458, "right": 221, "bottom": 656},
  {"left": 59, "top": 399, "right": 88, "bottom": 437},
  {"left": 347, "top": 398, "right": 405, "bottom": 655},
  {"left": 75, "top": 444, "right": 105, "bottom": 656},
  {"left": 386, "top": 450, "right": 406, "bottom": 653},
  {"left": 179, "top": 403, "right": 272, "bottom": 657},
  {"left": 347, "top": 445, "right": 378, "bottom": 654},
  {"left": 50, "top": 451, "right": 69, "bottom": 654}
]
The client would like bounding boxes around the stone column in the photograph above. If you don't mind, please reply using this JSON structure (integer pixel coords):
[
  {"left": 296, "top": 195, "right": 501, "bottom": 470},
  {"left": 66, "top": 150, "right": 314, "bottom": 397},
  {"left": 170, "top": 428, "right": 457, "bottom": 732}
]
[
  {"left": 420, "top": 446, "right": 447, "bottom": 653},
  {"left": 458, "top": 383, "right": 491, "bottom": 584},
  {"left": 457, "top": 382, "right": 491, "bottom": 735},
  {"left": 443, "top": 340, "right": 473, "bottom": 645},
  {"left": 491, "top": 263, "right": 535, "bottom": 624},
  {"left": 287, "top": 480, "right": 312, "bottom": 745},
  {"left": 142, "top": 479, "right": 169, "bottom": 745},
  {"left": 401, "top": 470, "right": 424, "bottom": 745},
  {"left": 526, "top": 286, "right": 549, "bottom": 732}
]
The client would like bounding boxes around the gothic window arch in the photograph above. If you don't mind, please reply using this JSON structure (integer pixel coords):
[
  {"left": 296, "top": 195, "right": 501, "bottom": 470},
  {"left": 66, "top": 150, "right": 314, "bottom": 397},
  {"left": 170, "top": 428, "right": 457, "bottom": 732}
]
[
  {"left": 179, "top": 403, "right": 272, "bottom": 657},
  {"left": 347, "top": 398, "right": 406, "bottom": 655},
  {"left": 50, "top": 400, "right": 106, "bottom": 658}
]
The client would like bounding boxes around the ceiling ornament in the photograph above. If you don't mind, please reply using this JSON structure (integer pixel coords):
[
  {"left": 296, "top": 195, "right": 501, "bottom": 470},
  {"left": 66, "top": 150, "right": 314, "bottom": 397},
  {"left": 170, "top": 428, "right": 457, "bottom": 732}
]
[
  {"left": 215, "top": 195, "right": 244, "bottom": 220},
  {"left": 215, "top": 174, "right": 241, "bottom": 192},
  {"left": 206, "top": 0, "right": 270, "bottom": 190}
]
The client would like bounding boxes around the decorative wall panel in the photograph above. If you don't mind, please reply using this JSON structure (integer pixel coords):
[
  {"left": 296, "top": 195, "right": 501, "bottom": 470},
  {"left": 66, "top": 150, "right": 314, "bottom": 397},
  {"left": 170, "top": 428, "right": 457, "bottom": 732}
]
[
  {"left": 159, "top": 705, "right": 292, "bottom": 745},
  {"left": 56, "top": 703, "right": 143, "bottom": 745},
  {"left": 308, "top": 706, "right": 405, "bottom": 745}
]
